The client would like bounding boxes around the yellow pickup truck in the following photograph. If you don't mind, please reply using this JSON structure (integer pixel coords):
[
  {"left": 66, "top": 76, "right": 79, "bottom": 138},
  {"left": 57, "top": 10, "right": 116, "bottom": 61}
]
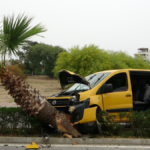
[{"left": 46, "top": 69, "right": 150, "bottom": 133}]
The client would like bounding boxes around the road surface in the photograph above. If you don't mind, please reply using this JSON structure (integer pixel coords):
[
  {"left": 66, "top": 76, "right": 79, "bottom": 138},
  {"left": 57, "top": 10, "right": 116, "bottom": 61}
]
[{"left": 0, "top": 144, "right": 150, "bottom": 150}]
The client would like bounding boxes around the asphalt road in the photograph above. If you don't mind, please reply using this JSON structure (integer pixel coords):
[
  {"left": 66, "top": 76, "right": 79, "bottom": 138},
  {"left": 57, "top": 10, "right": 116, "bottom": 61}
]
[
  {"left": 0, "top": 144, "right": 150, "bottom": 150},
  {"left": 0, "top": 137, "right": 150, "bottom": 150}
]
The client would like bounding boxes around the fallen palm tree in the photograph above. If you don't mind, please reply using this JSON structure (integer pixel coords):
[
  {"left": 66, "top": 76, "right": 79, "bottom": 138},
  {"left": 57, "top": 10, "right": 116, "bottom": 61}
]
[{"left": 0, "top": 66, "right": 81, "bottom": 137}]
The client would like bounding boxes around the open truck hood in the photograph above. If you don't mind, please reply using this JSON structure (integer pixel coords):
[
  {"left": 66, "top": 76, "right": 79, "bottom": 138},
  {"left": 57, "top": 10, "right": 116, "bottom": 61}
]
[{"left": 57, "top": 70, "right": 90, "bottom": 89}]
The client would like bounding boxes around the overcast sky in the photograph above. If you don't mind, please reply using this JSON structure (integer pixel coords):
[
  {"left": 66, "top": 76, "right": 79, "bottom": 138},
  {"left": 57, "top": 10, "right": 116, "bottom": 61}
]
[{"left": 1, "top": 0, "right": 150, "bottom": 57}]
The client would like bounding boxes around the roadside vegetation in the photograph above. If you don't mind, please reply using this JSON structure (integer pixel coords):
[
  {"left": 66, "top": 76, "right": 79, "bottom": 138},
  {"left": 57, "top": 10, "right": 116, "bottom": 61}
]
[
  {"left": 97, "top": 110, "right": 150, "bottom": 138},
  {"left": 0, "top": 107, "right": 150, "bottom": 138}
]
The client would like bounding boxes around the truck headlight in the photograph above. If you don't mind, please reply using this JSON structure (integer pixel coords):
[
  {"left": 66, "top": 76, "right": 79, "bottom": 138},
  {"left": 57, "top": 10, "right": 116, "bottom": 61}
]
[
  {"left": 71, "top": 96, "right": 77, "bottom": 102},
  {"left": 68, "top": 95, "right": 79, "bottom": 106}
]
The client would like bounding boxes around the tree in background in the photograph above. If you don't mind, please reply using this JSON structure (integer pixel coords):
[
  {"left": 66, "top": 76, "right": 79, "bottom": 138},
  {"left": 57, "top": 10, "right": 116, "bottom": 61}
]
[
  {"left": 53, "top": 45, "right": 150, "bottom": 77},
  {"left": 23, "top": 43, "right": 66, "bottom": 76},
  {"left": 0, "top": 14, "right": 46, "bottom": 64},
  {"left": 108, "top": 51, "right": 150, "bottom": 69},
  {"left": 17, "top": 41, "right": 38, "bottom": 75},
  {"left": 53, "top": 45, "right": 111, "bottom": 77}
]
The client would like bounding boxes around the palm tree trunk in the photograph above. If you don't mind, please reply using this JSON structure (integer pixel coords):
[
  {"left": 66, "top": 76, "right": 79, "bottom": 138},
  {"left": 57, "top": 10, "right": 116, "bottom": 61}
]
[
  {"left": 0, "top": 67, "right": 81, "bottom": 137},
  {"left": 2, "top": 48, "right": 6, "bottom": 66},
  {"left": 3, "top": 55, "right": 5, "bottom": 66}
]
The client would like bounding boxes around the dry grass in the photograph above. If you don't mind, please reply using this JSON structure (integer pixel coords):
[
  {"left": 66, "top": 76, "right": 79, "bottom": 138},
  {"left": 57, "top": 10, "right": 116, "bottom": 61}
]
[{"left": 0, "top": 75, "right": 61, "bottom": 103}]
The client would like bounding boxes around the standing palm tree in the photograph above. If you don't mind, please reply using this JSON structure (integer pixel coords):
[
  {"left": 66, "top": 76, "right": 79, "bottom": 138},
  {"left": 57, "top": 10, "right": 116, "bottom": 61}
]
[{"left": 0, "top": 14, "right": 46, "bottom": 63}]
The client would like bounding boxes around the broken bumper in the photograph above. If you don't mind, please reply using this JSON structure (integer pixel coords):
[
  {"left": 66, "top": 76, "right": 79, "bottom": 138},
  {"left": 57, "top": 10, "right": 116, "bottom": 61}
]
[{"left": 69, "top": 98, "right": 97, "bottom": 124}]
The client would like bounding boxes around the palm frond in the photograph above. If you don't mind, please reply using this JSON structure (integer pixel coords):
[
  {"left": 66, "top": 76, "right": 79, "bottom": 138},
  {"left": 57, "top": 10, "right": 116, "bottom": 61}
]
[{"left": 1, "top": 13, "right": 47, "bottom": 61}]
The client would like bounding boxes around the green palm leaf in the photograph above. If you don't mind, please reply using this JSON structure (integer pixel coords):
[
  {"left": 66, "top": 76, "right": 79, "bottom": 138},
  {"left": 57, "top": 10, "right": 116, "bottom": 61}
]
[{"left": 0, "top": 13, "right": 47, "bottom": 63}]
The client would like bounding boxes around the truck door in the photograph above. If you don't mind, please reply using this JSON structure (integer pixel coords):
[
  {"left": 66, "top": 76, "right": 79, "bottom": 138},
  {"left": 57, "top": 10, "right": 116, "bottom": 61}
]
[{"left": 102, "top": 72, "right": 133, "bottom": 118}]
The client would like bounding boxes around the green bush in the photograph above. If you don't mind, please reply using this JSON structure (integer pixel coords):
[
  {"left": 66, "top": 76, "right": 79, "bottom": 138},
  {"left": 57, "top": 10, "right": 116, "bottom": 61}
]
[
  {"left": 97, "top": 111, "right": 123, "bottom": 136},
  {"left": 97, "top": 110, "right": 150, "bottom": 138},
  {"left": 127, "top": 110, "right": 150, "bottom": 137},
  {"left": 7, "top": 64, "right": 27, "bottom": 80},
  {"left": 1, "top": 107, "right": 150, "bottom": 137},
  {"left": 0, "top": 107, "right": 42, "bottom": 136}
]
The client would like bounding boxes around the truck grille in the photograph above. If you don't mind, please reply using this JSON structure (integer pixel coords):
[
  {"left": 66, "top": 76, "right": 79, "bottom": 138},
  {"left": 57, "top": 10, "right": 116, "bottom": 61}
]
[{"left": 47, "top": 99, "right": 69, "bottom": 106}]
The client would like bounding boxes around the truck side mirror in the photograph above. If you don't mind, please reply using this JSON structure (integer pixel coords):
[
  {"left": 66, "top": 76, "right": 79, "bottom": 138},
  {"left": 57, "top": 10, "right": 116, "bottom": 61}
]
[{"left": 105, "top": 83, "right": 113, "bottom": 93}]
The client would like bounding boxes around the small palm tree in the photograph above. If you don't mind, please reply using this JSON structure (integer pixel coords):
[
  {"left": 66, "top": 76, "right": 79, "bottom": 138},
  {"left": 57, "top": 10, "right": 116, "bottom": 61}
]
[{"left": 0, "top": 14, "right": 47, "bottom": 63}]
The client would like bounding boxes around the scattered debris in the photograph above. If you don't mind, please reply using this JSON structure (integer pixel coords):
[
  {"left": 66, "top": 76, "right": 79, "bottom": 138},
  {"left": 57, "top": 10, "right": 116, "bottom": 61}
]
[
  {"left": 72, "top": 142, "right": 78, "bottom": 145},
  {"left": 26, "top": 142, "right": 39, "bottom": 149},
  {"left": 42, "top": 133, "right": 50, "bottom": 140},
  {"left": 63, "top": 133, "right": 73, "bottom": 139}
]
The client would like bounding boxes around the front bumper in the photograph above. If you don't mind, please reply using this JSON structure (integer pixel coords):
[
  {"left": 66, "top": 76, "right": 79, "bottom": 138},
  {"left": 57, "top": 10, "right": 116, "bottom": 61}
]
[
  {"left": 69, "top": 99, "right": 97, "bottom": 124},
  {"left": 47, "top": 97, "right": 71, "bottom": 113},
  {"left": 47, "top": 97, "right": 97, "bottom": 124}
]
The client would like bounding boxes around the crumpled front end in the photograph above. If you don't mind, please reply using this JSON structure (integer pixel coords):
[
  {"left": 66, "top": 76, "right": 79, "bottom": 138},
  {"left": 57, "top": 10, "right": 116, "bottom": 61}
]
[
  {"left": 69, "top": 98, "right": 97, "bottom": 124},
  {"left": 46, "top": 95, "right": 97, "bottom": 124},
  {"left": 46, "top": 69, "right": 97, "bottom": 125}
]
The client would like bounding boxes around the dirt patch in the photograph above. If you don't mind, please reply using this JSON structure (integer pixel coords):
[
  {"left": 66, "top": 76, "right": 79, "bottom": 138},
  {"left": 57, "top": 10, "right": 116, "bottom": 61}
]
[{"left": 0, "top": 76, "right": 61, "bottom": 104}]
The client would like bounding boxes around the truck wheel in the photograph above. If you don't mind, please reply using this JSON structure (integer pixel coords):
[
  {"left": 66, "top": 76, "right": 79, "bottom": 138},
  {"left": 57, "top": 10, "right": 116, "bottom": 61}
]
[
  {"left": 78, "top": 107, "right": 100, "bottom": 134},
  {"left": 78, "top": 121, "right": 98, "bottom": 134}
]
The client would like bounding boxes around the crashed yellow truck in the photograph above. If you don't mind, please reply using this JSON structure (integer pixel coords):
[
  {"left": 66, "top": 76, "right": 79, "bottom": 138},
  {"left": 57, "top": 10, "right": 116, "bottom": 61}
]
[{"left": 46, "top": 69, "right": 150, "bottom": 134}]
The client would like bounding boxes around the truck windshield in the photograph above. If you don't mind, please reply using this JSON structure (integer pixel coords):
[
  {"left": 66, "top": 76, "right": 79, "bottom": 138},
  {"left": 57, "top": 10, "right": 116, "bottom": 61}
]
[{"left": 66, "top": 72, "right": 110, "bottom": 92}]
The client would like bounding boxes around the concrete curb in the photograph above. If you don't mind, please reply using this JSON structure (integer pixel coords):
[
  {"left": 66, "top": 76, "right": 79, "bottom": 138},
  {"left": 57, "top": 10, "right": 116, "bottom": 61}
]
[{"left": 0, "top": 137, "right": 150, "bottom": 145}]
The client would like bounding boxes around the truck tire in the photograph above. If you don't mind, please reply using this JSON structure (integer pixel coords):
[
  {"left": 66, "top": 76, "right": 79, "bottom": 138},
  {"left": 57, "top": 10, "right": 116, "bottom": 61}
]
[
  {"left": 78, "top": 106, "right": 100, "bottom": 134},
  {"left": 78, "top": 121, "right": 98, "bottom": 134}
]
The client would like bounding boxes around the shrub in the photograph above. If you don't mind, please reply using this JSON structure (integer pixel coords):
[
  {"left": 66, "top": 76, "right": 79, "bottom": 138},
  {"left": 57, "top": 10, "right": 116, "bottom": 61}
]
[
  {"left": 97, "top": 111, "right": 123, "bottom": 136},
  {"left": 0, "top": 107, "right": 42, "bottom": 136},
  {"left": 97, "top": 110, "right": 150, "bottom": 138},
  {"left": 7, "top": 64, "right": 27, "bottom": 79}
]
